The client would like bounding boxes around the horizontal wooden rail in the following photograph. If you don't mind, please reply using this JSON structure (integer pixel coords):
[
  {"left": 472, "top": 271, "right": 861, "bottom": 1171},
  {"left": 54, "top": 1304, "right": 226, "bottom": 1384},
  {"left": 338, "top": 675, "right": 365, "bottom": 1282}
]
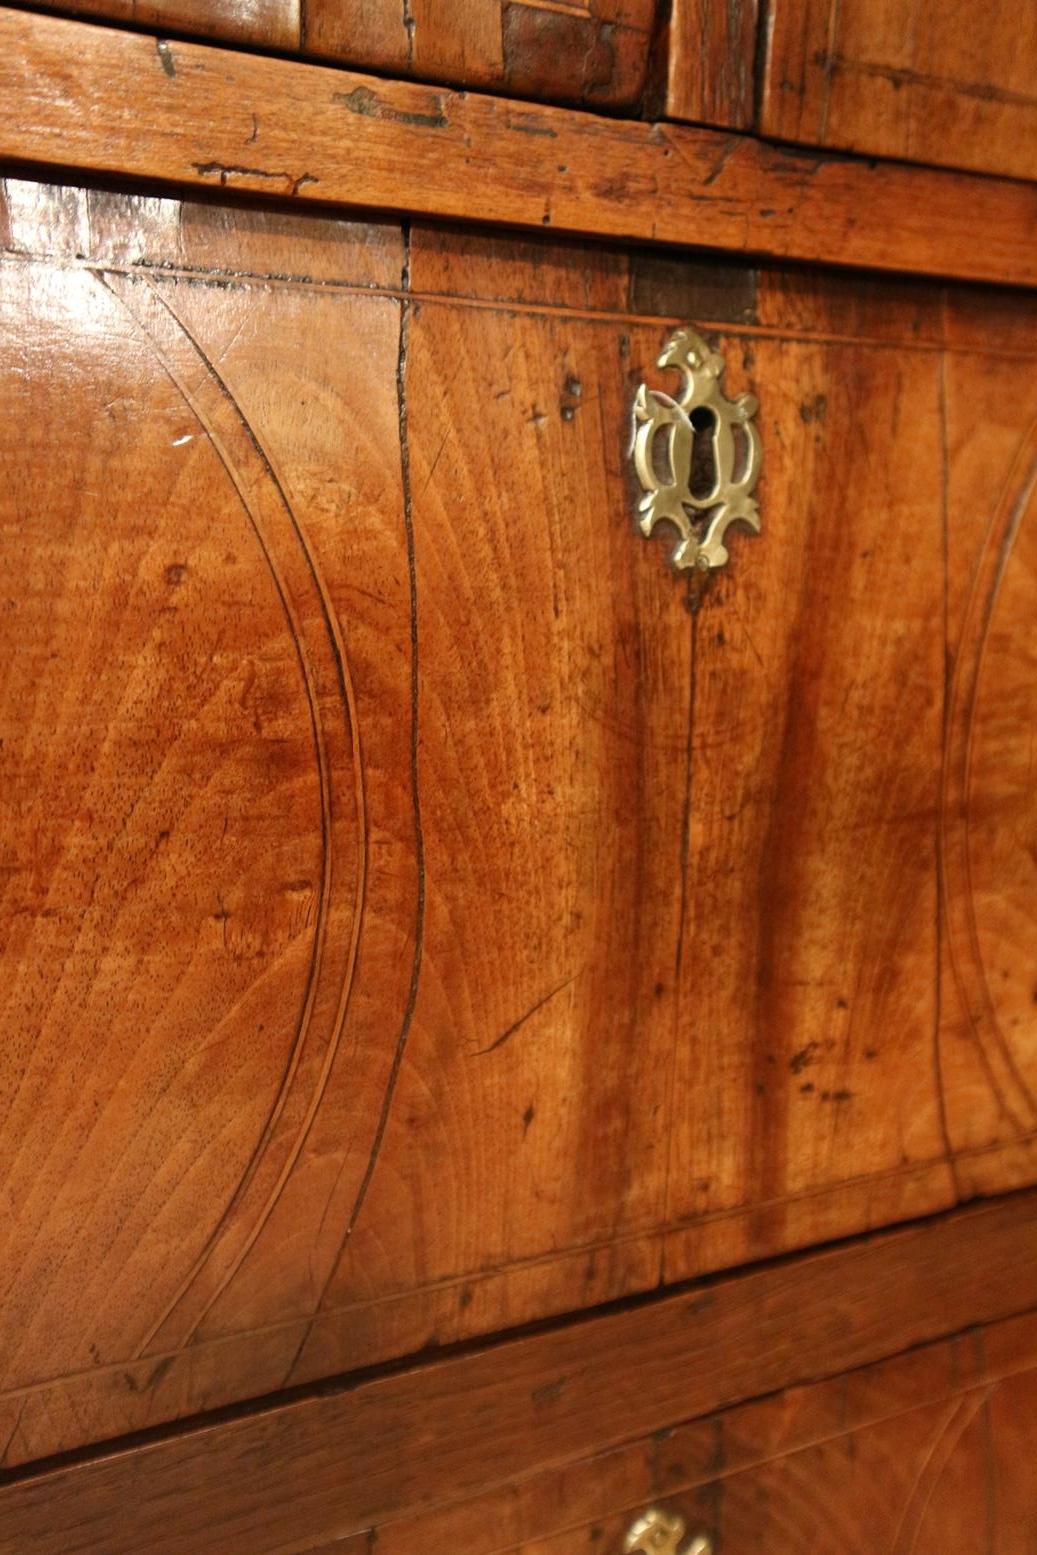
[
  {"left": 3, "top": 1190, "right": 1037, "bottom": 1552},
  {"left": 3, "top": 7, "right": 1037, "bottom": 287}
]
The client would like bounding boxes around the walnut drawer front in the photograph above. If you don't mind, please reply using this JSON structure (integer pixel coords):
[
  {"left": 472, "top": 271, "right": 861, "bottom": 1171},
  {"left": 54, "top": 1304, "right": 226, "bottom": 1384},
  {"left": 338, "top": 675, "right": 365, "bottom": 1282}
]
[
  {"left": 26, "top": 0, "right": 659, "bottom": 108},
  {"left": 349, "top": 1309, "right": 1037, "bottom": 1555},
  {"left": 2, "top": 174, "right": 1037, "bottom": 1466}
]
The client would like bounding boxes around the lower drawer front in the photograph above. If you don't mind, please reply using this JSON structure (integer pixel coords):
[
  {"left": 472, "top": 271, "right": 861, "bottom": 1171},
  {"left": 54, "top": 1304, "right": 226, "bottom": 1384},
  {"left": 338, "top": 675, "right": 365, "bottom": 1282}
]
[
  {"left": 3, "top": 174, "right": 1037, "bottom": 1464},
  {"left": 365, "top": 1314, "right": 1037, "bottom": 1555}
]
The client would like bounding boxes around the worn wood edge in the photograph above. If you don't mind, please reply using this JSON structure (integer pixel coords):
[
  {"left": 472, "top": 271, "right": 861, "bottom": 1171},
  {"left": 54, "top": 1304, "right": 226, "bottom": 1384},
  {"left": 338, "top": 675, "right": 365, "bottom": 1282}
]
[
  {"left": 3, "top": 8, "right": 1037, "bottom": 288},
  {"left": 4, "top": 1189, "right": 1037, "bottom": 1552}
]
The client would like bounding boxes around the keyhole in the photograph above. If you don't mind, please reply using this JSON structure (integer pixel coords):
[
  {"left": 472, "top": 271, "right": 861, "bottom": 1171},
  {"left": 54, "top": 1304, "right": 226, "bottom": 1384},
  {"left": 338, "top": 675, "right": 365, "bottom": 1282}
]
[{"left": 689, "top": 406, "right": 717, "bottom": 499}]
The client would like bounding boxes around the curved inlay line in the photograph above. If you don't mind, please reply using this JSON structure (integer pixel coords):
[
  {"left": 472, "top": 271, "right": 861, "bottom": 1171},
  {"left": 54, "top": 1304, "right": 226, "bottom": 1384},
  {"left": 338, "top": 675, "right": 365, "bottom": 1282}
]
[
  {"left": 1, "top": 266, "right": 334, "bottom": 1354},
  {"left": 889, "top": 1388, "right": 990, "bottom": 1555},
  {"left": 144, "top": 279, "right": 371, "bottom": 1347},
  {"left": 97, "top": 271, "right": 369, "bottom": 1353},
  {"left": 941, "top": 411, "right": 1037, "bottom": 1134}
]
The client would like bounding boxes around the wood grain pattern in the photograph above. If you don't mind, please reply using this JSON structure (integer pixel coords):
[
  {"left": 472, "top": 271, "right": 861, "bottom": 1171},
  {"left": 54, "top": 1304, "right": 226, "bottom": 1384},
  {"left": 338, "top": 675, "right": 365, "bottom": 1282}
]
[
  {"left": 297, "top": 269, "right": 691, "bottom": 1326},
  {"left": 1, "top": 260, "right": 371, "bottom": 1370},
  {"left": 665, "top": 0, "right": 758, "bottom": 127},
  {"left": 7, "top": 8, "right": 1037, "bottom": 288},
  {"left": 32, "top": 0, "right": 657, "bottom": 107},
  {"left": 762, "top": 0, "right": 1037, "bottom": 182},
  {"left": 0, "top": 178, "right": 419, "bottom": 1459},
  {"left": 4, "top": 1194, "right": 1037, "bottom": 1553},
  {"left": 48, "top": 0, "right": 300, "bottom": 47},
  {"left": 495, "top": 1376, "right": 1037, "bottom": 1554},
  {"left": 936, "top": 297, "right": 1037, "bottom": 1187},
  {"left": 4, "top": 178, "right": 1037, "bottom": 1465},
  {"left": 305, "top": 0, "right": 658, "bottom": 108},
  {"left": 664, "top": 321, "right": 946, "bottom": 1277}
]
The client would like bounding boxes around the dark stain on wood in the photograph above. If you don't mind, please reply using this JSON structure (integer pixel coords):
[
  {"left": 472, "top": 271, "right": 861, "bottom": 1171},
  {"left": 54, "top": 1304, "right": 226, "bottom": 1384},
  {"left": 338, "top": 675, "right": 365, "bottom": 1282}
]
[
  {"left": 334, "top": 84, "right": 449, "bottom": 130},
  {"left": 503, "top": 4, "right": 650, "bottom": 109},
  {"left": 628, "top": 250, "right": 758, "bottom": 323}
]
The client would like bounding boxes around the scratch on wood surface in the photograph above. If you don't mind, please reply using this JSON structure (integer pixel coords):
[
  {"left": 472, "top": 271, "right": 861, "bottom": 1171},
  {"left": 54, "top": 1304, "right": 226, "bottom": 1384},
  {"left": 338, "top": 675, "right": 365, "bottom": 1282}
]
[
  {"left": 0, "top": 1401, "right": 26, "bottom": 1468},
  {"left": 473, "top": 973, "right": 580, "bottom": 1056}
]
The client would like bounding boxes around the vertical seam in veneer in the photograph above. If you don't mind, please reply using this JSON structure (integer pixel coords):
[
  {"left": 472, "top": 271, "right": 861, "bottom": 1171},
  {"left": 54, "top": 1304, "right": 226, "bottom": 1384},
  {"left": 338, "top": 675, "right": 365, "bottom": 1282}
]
[
  {"left": 329, "top": 218, "right": 425, "bottom": 1263},
  {"left": 660, "top": 587, "right": 697, "bottom": 1276},
  {"left": 752, "top": 0, "right": 771, "bottom": 129},
  {"left": 981, "top": 1386, "right": 998, "bottom": 1550},
  {"left": 817, "top": 0, "right": 842, "bottom": 141},
  {"left": 934, "top": 350, "right": 960, "bottom": 1199},
  {"left": 403, "top": 0, "right": 415, "bottom": 68}
]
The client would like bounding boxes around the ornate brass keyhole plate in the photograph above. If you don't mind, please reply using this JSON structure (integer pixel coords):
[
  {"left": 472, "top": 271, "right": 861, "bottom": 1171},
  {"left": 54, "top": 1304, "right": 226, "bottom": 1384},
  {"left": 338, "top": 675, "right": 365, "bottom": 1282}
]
[
  {"left": 632, "top": 325, "right": 761, "bottom": 574},
  {"left": 623, "top": 1507, "right": 713, "bottom": 1555}
]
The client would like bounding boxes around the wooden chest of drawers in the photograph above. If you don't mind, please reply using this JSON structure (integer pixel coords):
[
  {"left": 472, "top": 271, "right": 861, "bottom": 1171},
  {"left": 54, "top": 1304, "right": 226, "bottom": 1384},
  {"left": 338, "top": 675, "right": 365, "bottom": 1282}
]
[{"left": 1, "top": 2, "right": 1036, "bottom": 1547}]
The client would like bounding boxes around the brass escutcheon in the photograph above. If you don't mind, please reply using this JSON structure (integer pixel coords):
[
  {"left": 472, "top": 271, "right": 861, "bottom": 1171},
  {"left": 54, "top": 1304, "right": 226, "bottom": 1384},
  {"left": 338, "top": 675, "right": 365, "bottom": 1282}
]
[
  {"left": 623, "top": 1506, "right": 714, "bottom": 1555},
  {"left": 631, "top": 325, "right": 761, "bottom": 575}
]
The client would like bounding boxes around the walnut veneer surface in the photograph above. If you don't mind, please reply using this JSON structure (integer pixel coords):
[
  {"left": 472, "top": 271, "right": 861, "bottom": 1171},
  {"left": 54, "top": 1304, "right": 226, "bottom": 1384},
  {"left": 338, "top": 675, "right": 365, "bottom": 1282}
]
[
  {"left": 762, "top": 0, "right": 1037, "bottom": 182},
  {"left": 2, "top": 0, "right": 1037, "bottom": 1541},
  {"left": 3, "top": 175, "right": 1037, "bottom": 1468}
]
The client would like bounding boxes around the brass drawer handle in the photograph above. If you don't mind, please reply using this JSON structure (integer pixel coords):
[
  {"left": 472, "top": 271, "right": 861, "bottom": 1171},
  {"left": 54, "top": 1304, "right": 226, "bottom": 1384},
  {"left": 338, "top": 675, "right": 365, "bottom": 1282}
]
[
  {"left": 623, "top": 1507, "right": 714, "bottom": 1555},
  {"left": 632, "top": 325, "right": 761, "bottom": 575}
]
